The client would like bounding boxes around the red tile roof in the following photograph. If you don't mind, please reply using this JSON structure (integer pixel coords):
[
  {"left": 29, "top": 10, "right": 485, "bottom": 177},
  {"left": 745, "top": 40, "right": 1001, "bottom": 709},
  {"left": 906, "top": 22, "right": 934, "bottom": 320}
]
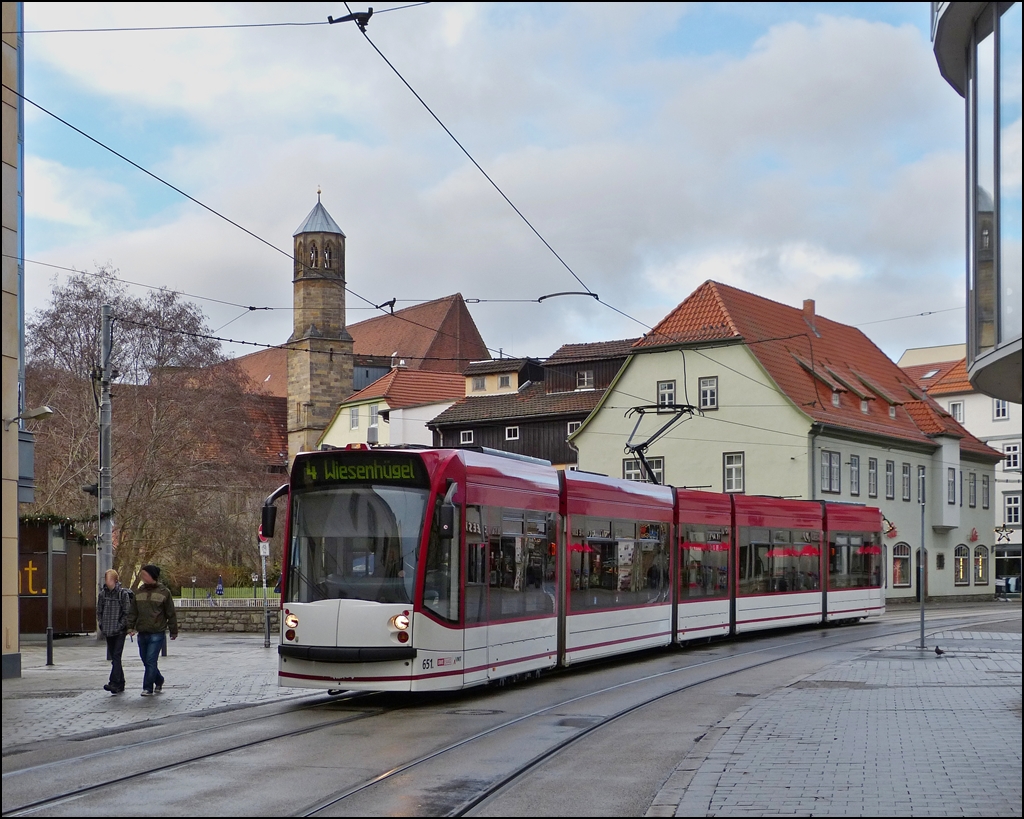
[
  {"left": 344, "top": 368, "right": 466, "bottom": 408},
  {"left": 229, "top": 347, "right": 289, "bottom": 398},
  {"left": 633, "top": 281, "right": 1000, "bottom": 461},
  {"left": 913, "top": 358, "right": 973, "bottom": 396},
  {"left": 348, "top": 294, "right": 490, "bottom": 373}
]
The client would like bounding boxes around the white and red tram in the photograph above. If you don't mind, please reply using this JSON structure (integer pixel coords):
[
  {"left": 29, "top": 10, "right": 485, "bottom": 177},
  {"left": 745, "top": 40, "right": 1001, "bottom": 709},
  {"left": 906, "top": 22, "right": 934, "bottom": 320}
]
[{"left": 265, "top": 446, "right": 883, "bottom": 693}]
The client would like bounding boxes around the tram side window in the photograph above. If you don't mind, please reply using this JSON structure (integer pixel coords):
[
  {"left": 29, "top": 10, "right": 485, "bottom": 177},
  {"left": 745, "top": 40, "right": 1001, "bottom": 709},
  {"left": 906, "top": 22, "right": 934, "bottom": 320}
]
[
  {"left": 738, "top": 527, "right": 821, "bottom": 595},
  {"left": 466, "top": 505, "right": 556, "bottom": 623},
  {"left": 828, "top": 531, "right": 882, "bottom": 589},
  {"left": 569, "top": 516, "right": 668, "bottom": 611},
  {"left": 680, "top": 525, "right": 730, "bottom": 600},
  {"left": 465, "top": 506, "right": 488, "bottom": 625},
  {"left": 423, "top": 498, "right": 460, "bottom": 623}
]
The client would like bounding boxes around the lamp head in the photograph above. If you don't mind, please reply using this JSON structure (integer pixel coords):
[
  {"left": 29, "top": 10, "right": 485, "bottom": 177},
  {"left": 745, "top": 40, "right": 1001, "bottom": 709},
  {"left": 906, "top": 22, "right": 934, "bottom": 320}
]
[{"left": 4, "top": 405, "right": 54, "bottom": 431}]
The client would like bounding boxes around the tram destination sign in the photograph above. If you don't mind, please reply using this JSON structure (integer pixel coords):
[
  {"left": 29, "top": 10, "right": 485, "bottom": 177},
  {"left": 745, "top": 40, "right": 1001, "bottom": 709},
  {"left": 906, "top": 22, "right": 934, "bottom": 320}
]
[{"left": 296, "top": 451, "right": 429, "bottom": 489}]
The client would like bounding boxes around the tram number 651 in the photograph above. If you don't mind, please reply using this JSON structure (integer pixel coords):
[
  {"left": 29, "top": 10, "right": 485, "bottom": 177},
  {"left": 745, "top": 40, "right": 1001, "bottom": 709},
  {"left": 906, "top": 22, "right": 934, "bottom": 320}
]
[{"left": 422, "top": 658, "right": 434, "bottom": 670}]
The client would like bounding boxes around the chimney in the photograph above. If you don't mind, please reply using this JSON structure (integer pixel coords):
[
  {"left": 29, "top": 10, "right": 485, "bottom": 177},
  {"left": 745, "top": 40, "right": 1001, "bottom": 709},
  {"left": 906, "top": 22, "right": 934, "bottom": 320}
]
[{"left": 803, "top": 299, "right": 819, "bottom": 336}]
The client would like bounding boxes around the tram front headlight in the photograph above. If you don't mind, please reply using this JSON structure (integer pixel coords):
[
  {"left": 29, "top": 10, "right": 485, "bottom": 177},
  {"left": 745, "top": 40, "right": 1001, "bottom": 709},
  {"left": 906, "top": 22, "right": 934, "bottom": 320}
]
[
  {"left": 390, "top": 613, "right": 410, "bottom": 631},
  {"left": 284, "top": 613, "right": 299, "bottom": 629}
]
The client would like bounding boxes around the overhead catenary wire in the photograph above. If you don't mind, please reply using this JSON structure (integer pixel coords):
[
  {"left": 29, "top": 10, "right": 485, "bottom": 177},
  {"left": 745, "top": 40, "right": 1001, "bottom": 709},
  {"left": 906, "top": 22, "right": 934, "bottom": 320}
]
[{"left": 3, "top": 4, "right": 430, "bottom": 34}]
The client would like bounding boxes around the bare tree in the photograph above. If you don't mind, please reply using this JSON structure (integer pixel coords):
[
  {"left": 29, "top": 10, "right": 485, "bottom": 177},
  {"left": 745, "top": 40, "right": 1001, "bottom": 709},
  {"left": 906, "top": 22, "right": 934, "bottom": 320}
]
[{"left": 25, "top": 269, "right": 281, "bottom": 590}]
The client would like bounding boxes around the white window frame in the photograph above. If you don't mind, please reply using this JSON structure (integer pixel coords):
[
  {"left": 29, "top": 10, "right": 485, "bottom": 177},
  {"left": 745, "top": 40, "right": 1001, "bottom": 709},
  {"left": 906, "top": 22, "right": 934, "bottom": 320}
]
[
  {"left": 460, "top": 430, "right": 474, "bottom": 445},
  {"left": 724, "top": 452, "right": 744, "bottom": 493},
  {"left": 349, "top": 406, "right": 359, "bottom": 429},
  {"left": 1006, "top": 494, "right": 1021, "bottom": 525},
  {"left": 699, "top": 377, "right": 718, "bottom": 410},
  {"left": 1004, "top": 442, "right": 1020, "bottom": 471},
  {"left": 471, "top": 376, "right": 486, "bottom": 392},
  {"left": 498, "top": 374, "right": 511, "bottom": 389},
  {"left": 820, "top": 450, "right": 841, "bottom": 494},
  {"left": 901, "top": 463, "right": 912, "bottom": 502},
  {"left": 983, "top": 474, "right": 990, "bottom": 509},
  {"left": 623, "top": 457, "right": 664, "bottom": 484},
  {"left": 969, "top": 472, "right": 977, "bottom": 507},
  {"left": 948, "top": 400, "right": 964, "bottom": 423},
  {"left": 657, "top": 380, "right": 675, "bottom": 409},
  {"left": 947, "top": 467, "right": 957, "bottom": 505},
  {"left": 994, "top": 398, "right": 1009, "bottom": 420},
  {"left": 868, "top": 457, "right": 878, "bottom": 498},
  {"left": 567, "top": 421, "right": 582, "bottom": 437},
  {"left": 576, "top": 370, "right": 595, "bottom": 389},
  {"left": 885, "top": 460, "right": 895, "bottom": 500},
  {"left": 505, "top": 426, "right": 520, "bottom": 441},
  {"left": 369, "top": 404, "right": 379, "bottom": 429},
  {"left": 850, "top": 454, "right": 860, "bottom": 496}
]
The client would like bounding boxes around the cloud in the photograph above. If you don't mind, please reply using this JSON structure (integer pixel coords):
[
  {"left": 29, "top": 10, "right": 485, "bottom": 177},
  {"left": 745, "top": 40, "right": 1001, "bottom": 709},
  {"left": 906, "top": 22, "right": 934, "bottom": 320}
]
[
  {"left": 25, "top": 155, "right": 129, "bottom": 229},
  {"left": 21, "top": 4, "right": 974, "bottom": 367}
]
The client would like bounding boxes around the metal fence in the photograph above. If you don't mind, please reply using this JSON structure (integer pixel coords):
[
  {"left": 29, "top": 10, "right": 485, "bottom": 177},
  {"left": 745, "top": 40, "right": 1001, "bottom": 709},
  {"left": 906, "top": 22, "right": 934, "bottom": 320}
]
[{"left": 174, "top": 597, "right": 279, "bottom": 608}]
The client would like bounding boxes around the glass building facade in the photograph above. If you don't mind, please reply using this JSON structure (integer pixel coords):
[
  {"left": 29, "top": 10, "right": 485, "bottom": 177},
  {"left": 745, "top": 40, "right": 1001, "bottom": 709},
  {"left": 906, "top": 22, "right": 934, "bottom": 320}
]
[{"left": 933, "top": 2, "right": 1022, "bottom": 403}]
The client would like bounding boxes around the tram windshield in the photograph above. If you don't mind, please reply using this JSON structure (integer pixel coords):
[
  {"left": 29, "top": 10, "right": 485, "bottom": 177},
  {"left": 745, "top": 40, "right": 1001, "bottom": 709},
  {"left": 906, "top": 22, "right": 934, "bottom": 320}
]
[{"left": 287, "top": 485, "right": 429, "bottom": 604}]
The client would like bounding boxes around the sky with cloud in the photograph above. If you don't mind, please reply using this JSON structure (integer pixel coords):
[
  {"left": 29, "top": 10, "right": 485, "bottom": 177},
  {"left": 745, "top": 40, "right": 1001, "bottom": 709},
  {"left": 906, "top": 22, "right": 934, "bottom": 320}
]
[{"left": 19, "top": 2, "right": 981, "bottom": 364}]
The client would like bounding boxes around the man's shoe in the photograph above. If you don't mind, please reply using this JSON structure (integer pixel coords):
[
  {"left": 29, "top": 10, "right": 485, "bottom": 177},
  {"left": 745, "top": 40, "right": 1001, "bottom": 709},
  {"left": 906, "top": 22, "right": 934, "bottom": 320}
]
[
  {"left": 141, "top": 689, "right": 153, "bottom": 697},
  {"left": 155, "top": 684, "right": 162, "bottom": 693},
  {"left": 112, "top": 687, "right": 124, "bottom": 694},
  {"left": 103, "top": 683, "right": 113, "bottom": 692}
]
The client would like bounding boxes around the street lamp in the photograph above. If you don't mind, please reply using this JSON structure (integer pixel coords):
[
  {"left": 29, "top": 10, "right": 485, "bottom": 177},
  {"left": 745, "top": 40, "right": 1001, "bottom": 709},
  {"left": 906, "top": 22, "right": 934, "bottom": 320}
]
[
  {"left": 252, "top": 572, "right": 259, "bottom": 600},
  {"left": 191, "top": 575, "right": 197, "bottom": 599},
  {"left": 3, "top": 404, "right": 54, "bottom": 431}
]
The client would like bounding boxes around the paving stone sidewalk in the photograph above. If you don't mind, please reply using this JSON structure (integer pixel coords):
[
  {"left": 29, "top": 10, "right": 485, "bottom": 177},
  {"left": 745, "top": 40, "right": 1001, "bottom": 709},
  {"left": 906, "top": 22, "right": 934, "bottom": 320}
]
[
  {"left": 648, "top": 628, "right": 1023, "bottom": 817},
  {"left": 2, "top": 633, "right": 317, "bottom": 749}
]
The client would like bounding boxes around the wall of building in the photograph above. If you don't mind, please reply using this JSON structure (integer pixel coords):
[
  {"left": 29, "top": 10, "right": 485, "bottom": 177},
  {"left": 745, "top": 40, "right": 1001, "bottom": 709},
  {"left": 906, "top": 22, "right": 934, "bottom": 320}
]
[
  {"left": 574, "top": 345, "right": 809, "bottom": 492},
  {"left": 2, "top": 1, "right": 22, "bottom": 679}
]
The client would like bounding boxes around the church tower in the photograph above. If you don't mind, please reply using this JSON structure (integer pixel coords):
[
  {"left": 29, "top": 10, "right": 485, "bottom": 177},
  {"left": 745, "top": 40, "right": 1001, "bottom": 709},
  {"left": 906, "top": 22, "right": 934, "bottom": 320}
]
[{"left": 287, "top": 193, "right": 353, "bottom": 462}]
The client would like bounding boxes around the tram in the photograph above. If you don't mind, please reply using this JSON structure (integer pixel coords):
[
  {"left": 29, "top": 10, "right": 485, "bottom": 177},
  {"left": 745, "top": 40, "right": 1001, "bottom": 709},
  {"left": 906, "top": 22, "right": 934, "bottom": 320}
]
[{"left": 262, "top": 445, "right": 883, "bottom": 692}]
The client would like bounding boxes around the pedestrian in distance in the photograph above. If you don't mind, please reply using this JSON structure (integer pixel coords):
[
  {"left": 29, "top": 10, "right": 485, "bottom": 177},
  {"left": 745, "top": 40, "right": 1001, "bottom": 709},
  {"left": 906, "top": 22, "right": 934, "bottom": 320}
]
[
  {"left": 96, "top": 569, "right": 131, "bottom": 694},
  {"left": 127, "top": 564, "right": 178, "bottom": 697}
]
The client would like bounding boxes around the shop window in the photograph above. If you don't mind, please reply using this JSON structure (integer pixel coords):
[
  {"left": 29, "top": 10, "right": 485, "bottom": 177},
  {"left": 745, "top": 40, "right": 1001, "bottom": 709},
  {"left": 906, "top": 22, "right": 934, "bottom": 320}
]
[
  {"left": 974, "top": 545, "right": 989, "bottom": 585},
  {"left": 892, "top": 543, "right": 911, "bottom": 587},
  {"left": 954, "top": 545, "right": 970, "bottom": 585}
]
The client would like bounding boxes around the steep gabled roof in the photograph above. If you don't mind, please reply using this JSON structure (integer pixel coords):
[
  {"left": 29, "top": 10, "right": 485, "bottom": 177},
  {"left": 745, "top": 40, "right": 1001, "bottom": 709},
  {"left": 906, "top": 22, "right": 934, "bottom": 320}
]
[
  {"left": 347, "top": 294, "right": 490, "bottom": 373},
  {"left": 343, "top": 368, "right": 465, "bottom": 409},
  {"left": 430, "top": 382, "right": 604, "bottom": 426},
  {"left": 293, "top": 200, "right": 345, "bottom": 236},
  {"left": 229, "top": 347, "right": 288, "bottom": 398},
  {"left": 631, "top": 281, "right": 1000, "bottom": 460}
]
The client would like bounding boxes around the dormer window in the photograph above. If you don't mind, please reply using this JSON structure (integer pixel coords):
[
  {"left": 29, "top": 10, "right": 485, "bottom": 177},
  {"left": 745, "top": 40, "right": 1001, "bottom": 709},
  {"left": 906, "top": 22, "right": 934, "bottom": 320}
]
[
  {"left": 832, "top": 391, "right": 841, "bottom": 407},
  {"left": 309, "top": 243, "right": 319, "bottom": 269},
  {"left": 861, "top": 399, "right": 869, "bottom": 414},
  {"left": 471, "top": 376, "right": 486, "bottom": 392},
  {"left": 323, "top": 246, "right": 332, "bottom": 270},
  {"left": 499, "top": 375, "right": 511, "bottom": 388},
  {"left": 889, "top": 405, "right": 897, "bottom": 419},
  {"left": 576, "top": 370, "right": 594, "bottom": 389}
]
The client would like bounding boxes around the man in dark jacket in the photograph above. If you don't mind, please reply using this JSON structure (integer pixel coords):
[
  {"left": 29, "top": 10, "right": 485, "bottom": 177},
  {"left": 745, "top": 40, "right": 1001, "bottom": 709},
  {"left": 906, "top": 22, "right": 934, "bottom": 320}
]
[
  {"left": 97, "top": 569, "right": 131, "bottom": 694},
  {"left": 127, "top": 564, "right": 178, "bottom": 697}
]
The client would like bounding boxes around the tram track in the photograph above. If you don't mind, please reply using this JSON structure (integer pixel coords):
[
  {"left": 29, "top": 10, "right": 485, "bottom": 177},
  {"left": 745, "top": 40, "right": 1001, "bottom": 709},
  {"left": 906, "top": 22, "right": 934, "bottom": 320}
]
[
  {"left": 1, "top": 608, "right": 1013, "bottom": 818},
  {"left": 299, "top": 609, "right": 1013, "bottom": 817}
]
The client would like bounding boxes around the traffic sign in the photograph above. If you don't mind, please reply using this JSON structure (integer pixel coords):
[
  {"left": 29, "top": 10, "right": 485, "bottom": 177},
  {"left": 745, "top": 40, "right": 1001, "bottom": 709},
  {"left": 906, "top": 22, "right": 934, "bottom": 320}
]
[{"left": 257, "top": 525, "right": 269, "bottom": 543}]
